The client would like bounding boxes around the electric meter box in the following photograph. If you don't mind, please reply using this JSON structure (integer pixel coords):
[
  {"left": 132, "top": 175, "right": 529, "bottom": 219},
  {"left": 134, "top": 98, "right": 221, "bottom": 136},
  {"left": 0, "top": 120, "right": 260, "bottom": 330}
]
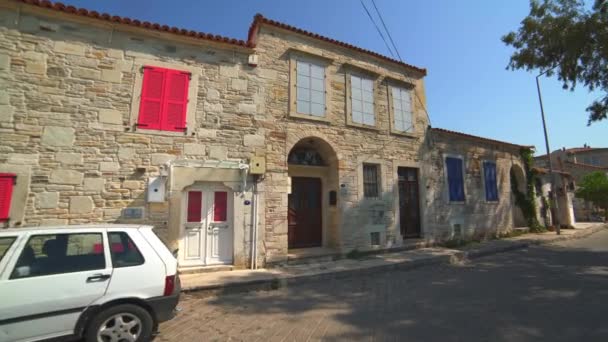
[{"left": 249, "top": 156, "right": 266, "bottom": 175}]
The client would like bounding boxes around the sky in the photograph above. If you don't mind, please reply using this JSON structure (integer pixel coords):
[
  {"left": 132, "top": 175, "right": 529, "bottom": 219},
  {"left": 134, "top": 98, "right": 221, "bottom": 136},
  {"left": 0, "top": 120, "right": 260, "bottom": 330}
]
[{"left": 60, "top": 0, "right": 606, "bottom": 154}]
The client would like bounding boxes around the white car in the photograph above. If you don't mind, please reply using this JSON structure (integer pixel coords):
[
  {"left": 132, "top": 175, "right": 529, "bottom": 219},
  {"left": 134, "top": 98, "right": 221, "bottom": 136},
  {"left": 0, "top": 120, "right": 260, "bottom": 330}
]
[{"left": 0, "top": 225, "right": 180, "bottom": 342}]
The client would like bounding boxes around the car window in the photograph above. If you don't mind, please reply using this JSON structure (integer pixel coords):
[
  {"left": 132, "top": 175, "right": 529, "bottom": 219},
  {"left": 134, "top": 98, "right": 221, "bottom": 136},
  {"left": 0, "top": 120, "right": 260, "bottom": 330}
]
[
  {"left": 108, "top": 232, "right": 145, "bottom": 268},
  {"left": 10, "top": 233, "right": 105, "bottom": 279},
  {"left": 0, "top": 236, "right": 16, "bottom": 262}
]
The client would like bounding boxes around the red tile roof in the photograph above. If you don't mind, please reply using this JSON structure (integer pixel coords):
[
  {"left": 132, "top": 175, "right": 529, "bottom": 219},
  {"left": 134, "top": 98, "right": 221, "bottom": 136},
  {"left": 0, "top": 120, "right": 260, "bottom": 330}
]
[
  {"left": 531, "top": 167, "right": 571, "bottom": 176},
  {"left": 431, "top": 128, "right": 533, "bottom": 150},
  {"left": 564, "top": 161, "right": 608, "bottom": 170},
  {"left": 248, "top": 14, "right": 427, "bottom": 76},
  {"left": 19, "top": 0, "right": 252, "bottom": 48},
  {"left": 18, "top": 1, "right": 428, "bottom": 76}
]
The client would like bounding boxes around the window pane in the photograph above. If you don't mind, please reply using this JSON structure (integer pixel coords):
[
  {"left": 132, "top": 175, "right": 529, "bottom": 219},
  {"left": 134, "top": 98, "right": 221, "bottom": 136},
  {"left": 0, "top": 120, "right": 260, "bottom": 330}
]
[
  {"left": 11, "top": 233, "right": 105, "bottom": 279},
  {"left": 311, "top": 103, "right": 325, "bottom": 116},
  {"left": 394, "top": 97, "right": 402, "bottom": 110},
  {"left": 363, "top": 101, "right": 374, "bottom": 115},
  {"left": 311, "top": 90, "right": 324, "bottom": 105},
  {"left": 297, "top": 61, "right": 309, "bottom": 76},
  {"left": 310, "top": 64, "right": 324, "bottom": 79},
  {"left": 297, "top": 100, "right": 310, "bottom": 114},
  {"left": 351, "top": 87, "right": 362, "bottom": 100},
  {"left": 310, "top": 78, "right": 324, "bottom": 92},
  {"left": 0, "top": 237, "right": 16, "bottom": 262},
  {"left": 363, "top": 113, "right": 375, "bottom": 126},
  {"left": 351, "top": 75, "right": 361, "bottom": 89},
  {"left": 352, "top": 99, "right": 362, "bottom": 112},
  {"left": 361, "top": 79, "right": 373, "bottom": 92},
  {"left": 392, "top": 87, "right": 401, "bottom": 101},
  {"left": 297, "top": 87, "right": 310, "bottom": 101},
  {"left": 108, "top": 232, "right": 145, "bottom": 268},
  {"left": 297, "top": 74, "right": 310, "bottom": 88},
  {"left": 352, "top": 110, "right": 363, "bottom": 124},
  {"left": 187, "top": 191, "right": 202, "bottom": 222},
  {"left": 214, "top": 192, "right": 228, "bottom": 222}
]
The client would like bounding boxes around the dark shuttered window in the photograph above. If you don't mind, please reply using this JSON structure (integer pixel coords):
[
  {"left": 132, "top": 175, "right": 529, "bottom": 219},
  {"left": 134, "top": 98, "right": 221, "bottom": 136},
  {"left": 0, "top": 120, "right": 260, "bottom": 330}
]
[
  {"left": 483, "top": 161, "right": 499, "bottom": 201},
  {"left": 363, "top": 164, "right": 380, "bottom": 198},
  {"left": 446, "top": 157, "right": 465, "bottom": 202}
]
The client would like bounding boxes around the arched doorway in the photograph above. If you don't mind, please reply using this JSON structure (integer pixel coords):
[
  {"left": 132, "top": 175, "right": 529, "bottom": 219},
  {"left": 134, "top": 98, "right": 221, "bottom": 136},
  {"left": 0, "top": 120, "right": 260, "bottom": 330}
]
[
  {"left": 510, "top": 164, "right": 527, "bottom": 228},
  {"left": 287, "top": 137, "right": 339, "bottom": 249}
]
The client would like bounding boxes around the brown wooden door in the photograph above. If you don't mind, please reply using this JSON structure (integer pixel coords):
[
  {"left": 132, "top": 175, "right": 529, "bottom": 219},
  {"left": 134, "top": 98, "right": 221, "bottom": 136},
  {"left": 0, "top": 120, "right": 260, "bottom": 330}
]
[
  {"left": 398, "top": 167, "right": 421, "bottom": 238},
  {"left": 288, "top": 177, "right": 322, "bottom": 248}
]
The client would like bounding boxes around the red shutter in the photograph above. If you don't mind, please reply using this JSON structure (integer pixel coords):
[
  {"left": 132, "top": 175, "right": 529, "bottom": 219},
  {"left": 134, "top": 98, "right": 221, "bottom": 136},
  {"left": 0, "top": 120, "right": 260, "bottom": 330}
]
[
  {"left": 187, "top": 191, "right": 202, "bottom": 222},
  {"left": 214, "top": 191, "right": 227, "bottom": 222},
  {"left": 161, "top": 70, "right": 190, "bottom": 132},
  {"left": 137, "top": 67, "right": 166, "bottom": 130},
  {"left": 0, "top": 174, "right": 16, "bottom": 222}
]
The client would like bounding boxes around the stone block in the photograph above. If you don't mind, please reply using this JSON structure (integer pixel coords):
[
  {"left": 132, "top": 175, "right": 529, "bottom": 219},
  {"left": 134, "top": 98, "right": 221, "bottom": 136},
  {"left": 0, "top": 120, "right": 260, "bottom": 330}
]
[
  {"left": 122, "top": 180, "right": 141, "bottom": 190},
  {"left": 47, "top": 66, "right": 68, "bottom": 77},
  {"left": 258, "top": 68, "right": 278, "bottom": 80},
  {"left": 56, "top": 152, "right": 83, "bottom": 165},
  {"left": 206, "top": 102, "right": 223, "bottom": 113},
  {"left": 0, "top": 54, "right": 9, "bottom": 70},
  {"left": 151, "top": 153, "right": 176, "bottom": 165},
  {"left": 243, "top": 134, "right": 265, "bottom": 147},
  {"left": 55, "top": 41, "right": 86, "bottom": 56},
  {"left": 207, "top": 88, "right": 220, "bottom": 100},
  {"left": 72, "top": 68, "right": 100, "bottom": 80},
  {"left": 40, "top": 219, "right": 68, "bottom": 226},
  {"left": 101, "top": 69, "right": 122, "bottom": 83},
  {"left": 0, "top": 92, "right": 9, "bottom": 105},
  {"left": 231, "top": 78, "right": 248, "bottom": 91},
  {"left": 23, "top": 51, "right": 44, "bottom": 61},
  {"left": 7, "top": 153, "right": 39, "bottom": 165},
  {"left": 25, "top": 62, "right": 46, "bottom": 75},
  {"left": 118, "top": 147, "right": 136, "bottom": 161},
  {"left": 107, "top": 49, "right": 124, "bottom": 59},
  {"left": 184, "top": 143, "right": 205, "bottom": 155},
  {"left": 37, "top": 192, "right": 59, "bottom": 209},
  {"left": 104, "top": 208, "right": 122, "bottom": 219},
  {"left": 70, "top": 196, "right": 94, "bottom": 214},
  {"left": 99, "top": 162, "right": 120, "bottom": 172},
  {"left": 42, "top": 126, "right": 75, "bottom": 147},
  {"left": 84, "top": 178, "right": 105, "bottom": 191},
  {"left": 198, "top": 129, "right": 217, "bottom": 138},
  {"left": 0, "top": 105, "right": 14, "bottom": 122},
  {"left": 209, "top": 146, "right": 227, "bottom": 160},
  {"left": 219, "top": 65, "right": 238, "bottom": 78},
  {"left": 50, "top": 170, "right": 83, "bottom": 185},
  {"left": 238, "top": 103, "right": 257, "bottom": 115},
  {"left": 99, "top": 109, "right": 123, "bottom": 125}
]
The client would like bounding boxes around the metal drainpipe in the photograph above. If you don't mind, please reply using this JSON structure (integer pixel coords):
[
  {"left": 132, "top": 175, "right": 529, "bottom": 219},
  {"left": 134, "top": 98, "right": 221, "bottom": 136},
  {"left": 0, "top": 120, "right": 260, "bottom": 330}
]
[{"left": 251, "top": 176, "right": 259, "bottom": 269}]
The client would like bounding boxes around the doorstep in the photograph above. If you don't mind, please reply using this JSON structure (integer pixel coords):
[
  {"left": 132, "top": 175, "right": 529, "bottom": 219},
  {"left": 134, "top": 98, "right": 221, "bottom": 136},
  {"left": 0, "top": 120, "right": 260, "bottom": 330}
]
[{"left": 180, "top": 222, "right": 607, "bottom": 297}]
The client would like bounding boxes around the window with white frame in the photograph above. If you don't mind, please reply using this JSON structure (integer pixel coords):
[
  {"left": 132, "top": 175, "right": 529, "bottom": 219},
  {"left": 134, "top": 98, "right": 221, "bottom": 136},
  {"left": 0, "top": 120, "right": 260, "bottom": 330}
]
[
  {"left": 391, "top": 86, "right": 414, "bottom": 133},
  {"left": 351, "top": 75, "right": 375, "bottom": 125},
  {"left": 296, "top": 60, "right": 325, "bottom": 117}
]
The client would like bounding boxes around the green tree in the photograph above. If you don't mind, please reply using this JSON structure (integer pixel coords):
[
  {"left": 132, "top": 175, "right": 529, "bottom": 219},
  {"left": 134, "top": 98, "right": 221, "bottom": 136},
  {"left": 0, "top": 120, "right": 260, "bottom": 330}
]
[
  {"left": 502, "top": 0, "right": 608, "bottom": 124},
  {"left": 575, "top": 171, "right": 608, "bottom": 219}
]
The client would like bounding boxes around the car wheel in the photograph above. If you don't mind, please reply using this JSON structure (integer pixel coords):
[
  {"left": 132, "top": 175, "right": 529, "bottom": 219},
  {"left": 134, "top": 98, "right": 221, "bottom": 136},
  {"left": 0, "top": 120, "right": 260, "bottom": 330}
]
[{"left": 84, "top": 304, "right": 154, "bottom": 342}]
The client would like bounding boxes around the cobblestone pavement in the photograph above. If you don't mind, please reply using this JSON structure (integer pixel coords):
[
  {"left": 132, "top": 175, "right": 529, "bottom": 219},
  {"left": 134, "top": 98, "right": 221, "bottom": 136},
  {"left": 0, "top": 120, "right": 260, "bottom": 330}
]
[{"left": 157, "top": 230, "right": 608, "bottom": 341}]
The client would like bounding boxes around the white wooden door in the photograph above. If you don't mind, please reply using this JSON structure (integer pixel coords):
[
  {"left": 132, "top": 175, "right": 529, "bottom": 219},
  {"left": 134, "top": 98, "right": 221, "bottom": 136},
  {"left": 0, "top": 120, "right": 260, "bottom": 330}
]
[
  {"left": 206, "top": 189, "right": 233, "bottom": 265},
  {"left": 181, "top": 186, "right": 233, "bottom": 267}
]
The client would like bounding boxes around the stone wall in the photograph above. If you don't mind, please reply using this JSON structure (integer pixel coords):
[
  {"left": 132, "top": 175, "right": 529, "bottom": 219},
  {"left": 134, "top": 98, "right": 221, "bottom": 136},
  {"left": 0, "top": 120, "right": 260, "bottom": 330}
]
[{"left": 423, "top": 130, "right": 524, "bottom": 240}]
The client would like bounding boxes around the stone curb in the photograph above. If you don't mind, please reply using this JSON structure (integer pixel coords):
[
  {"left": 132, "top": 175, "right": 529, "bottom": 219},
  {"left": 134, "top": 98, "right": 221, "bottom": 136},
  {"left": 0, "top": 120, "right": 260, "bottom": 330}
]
[{"left": 182, "top": 224, "right": 607, "bottom": 297}]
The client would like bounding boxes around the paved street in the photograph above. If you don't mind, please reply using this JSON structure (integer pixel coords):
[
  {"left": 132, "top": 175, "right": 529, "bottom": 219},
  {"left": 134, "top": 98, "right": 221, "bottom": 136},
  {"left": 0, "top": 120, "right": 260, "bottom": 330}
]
[{"left": 158, "top": 229, "right": 608, "bottom": 341}]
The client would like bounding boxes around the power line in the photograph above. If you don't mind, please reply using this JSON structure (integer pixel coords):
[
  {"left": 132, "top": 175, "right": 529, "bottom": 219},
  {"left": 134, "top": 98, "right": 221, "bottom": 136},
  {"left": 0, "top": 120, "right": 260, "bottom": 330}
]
[
  {"left": 371, "top": 0, "right": 402, "bottom": 62},
  {"left": 359, "top": 0, "right": 396, "bottom": 59}
]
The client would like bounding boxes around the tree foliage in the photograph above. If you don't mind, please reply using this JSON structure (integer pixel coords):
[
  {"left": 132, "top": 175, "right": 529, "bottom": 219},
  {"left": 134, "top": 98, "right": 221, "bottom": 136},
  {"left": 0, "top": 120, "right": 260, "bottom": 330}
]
[
  {"left": 575, "top": 171, "right": 608, "bottom": 218},
  {"left": 502, "top": 0, "right": 608, "bottom": 124}
]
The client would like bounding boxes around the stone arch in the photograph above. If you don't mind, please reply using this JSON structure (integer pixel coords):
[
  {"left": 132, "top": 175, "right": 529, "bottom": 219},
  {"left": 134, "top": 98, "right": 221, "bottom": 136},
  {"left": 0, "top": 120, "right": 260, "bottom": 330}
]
[
  {"left": 510, "top": 163, "right": 527, "bottom": 227},
  {"left": 287, "top": 134, "right": 340, "bottom": 250}
]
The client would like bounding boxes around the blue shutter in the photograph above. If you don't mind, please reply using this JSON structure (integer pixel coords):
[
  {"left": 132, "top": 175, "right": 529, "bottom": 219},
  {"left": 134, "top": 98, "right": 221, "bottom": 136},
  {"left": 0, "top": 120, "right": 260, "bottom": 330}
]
[
  {"left": 446, "top": 157, "right": 465, "bottom": 201},
  {"left": 484, "top": 162, "right": 499, "bottom": 201}
]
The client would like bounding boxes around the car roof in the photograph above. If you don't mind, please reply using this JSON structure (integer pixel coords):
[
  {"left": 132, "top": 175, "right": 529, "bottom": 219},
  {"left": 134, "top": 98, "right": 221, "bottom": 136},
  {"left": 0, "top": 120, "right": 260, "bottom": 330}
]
[{"left": 0, "top": 224, "right": 153, "bottom": 235}]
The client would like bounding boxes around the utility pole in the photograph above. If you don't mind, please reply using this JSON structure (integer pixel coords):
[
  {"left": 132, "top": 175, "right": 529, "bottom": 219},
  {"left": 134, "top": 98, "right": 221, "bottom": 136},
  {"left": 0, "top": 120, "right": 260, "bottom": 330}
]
[{"left": 536, "top": 70, "right": 561, "bottom": 235}]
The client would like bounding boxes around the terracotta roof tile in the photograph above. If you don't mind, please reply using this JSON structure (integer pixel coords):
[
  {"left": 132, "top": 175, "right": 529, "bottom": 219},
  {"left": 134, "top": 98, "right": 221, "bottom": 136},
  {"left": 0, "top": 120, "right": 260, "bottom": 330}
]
[
  {"left": 247, "top": 14, "right": 427, "bottom": 76},
  {"left": 431, "top": 128, "right": 533, "bottom": 150},
  {"left": 19, "top": 0, "right": 252, "bottom": 48}
]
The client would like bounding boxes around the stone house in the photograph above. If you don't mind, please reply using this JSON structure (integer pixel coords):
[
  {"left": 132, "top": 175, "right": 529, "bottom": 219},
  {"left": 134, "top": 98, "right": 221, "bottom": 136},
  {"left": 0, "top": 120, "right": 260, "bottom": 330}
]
[
  {"left": 535, "top": 146, "right": 608, "bottom": 221},
  {"left": 0, "top": 0, "right": 542, "bottom": 269}
]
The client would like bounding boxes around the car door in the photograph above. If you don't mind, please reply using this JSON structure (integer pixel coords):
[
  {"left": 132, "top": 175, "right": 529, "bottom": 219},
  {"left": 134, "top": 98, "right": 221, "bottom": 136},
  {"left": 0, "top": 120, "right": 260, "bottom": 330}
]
[{"left": 0, "top": 229, "right": 112, "bottom": 342}]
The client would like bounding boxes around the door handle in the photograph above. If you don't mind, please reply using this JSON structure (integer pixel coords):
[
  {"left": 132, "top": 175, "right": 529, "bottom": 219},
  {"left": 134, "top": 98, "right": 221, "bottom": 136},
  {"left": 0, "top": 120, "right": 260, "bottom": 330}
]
[{"left": 87, "top": 274, "right": 111, "bottom": 283}]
